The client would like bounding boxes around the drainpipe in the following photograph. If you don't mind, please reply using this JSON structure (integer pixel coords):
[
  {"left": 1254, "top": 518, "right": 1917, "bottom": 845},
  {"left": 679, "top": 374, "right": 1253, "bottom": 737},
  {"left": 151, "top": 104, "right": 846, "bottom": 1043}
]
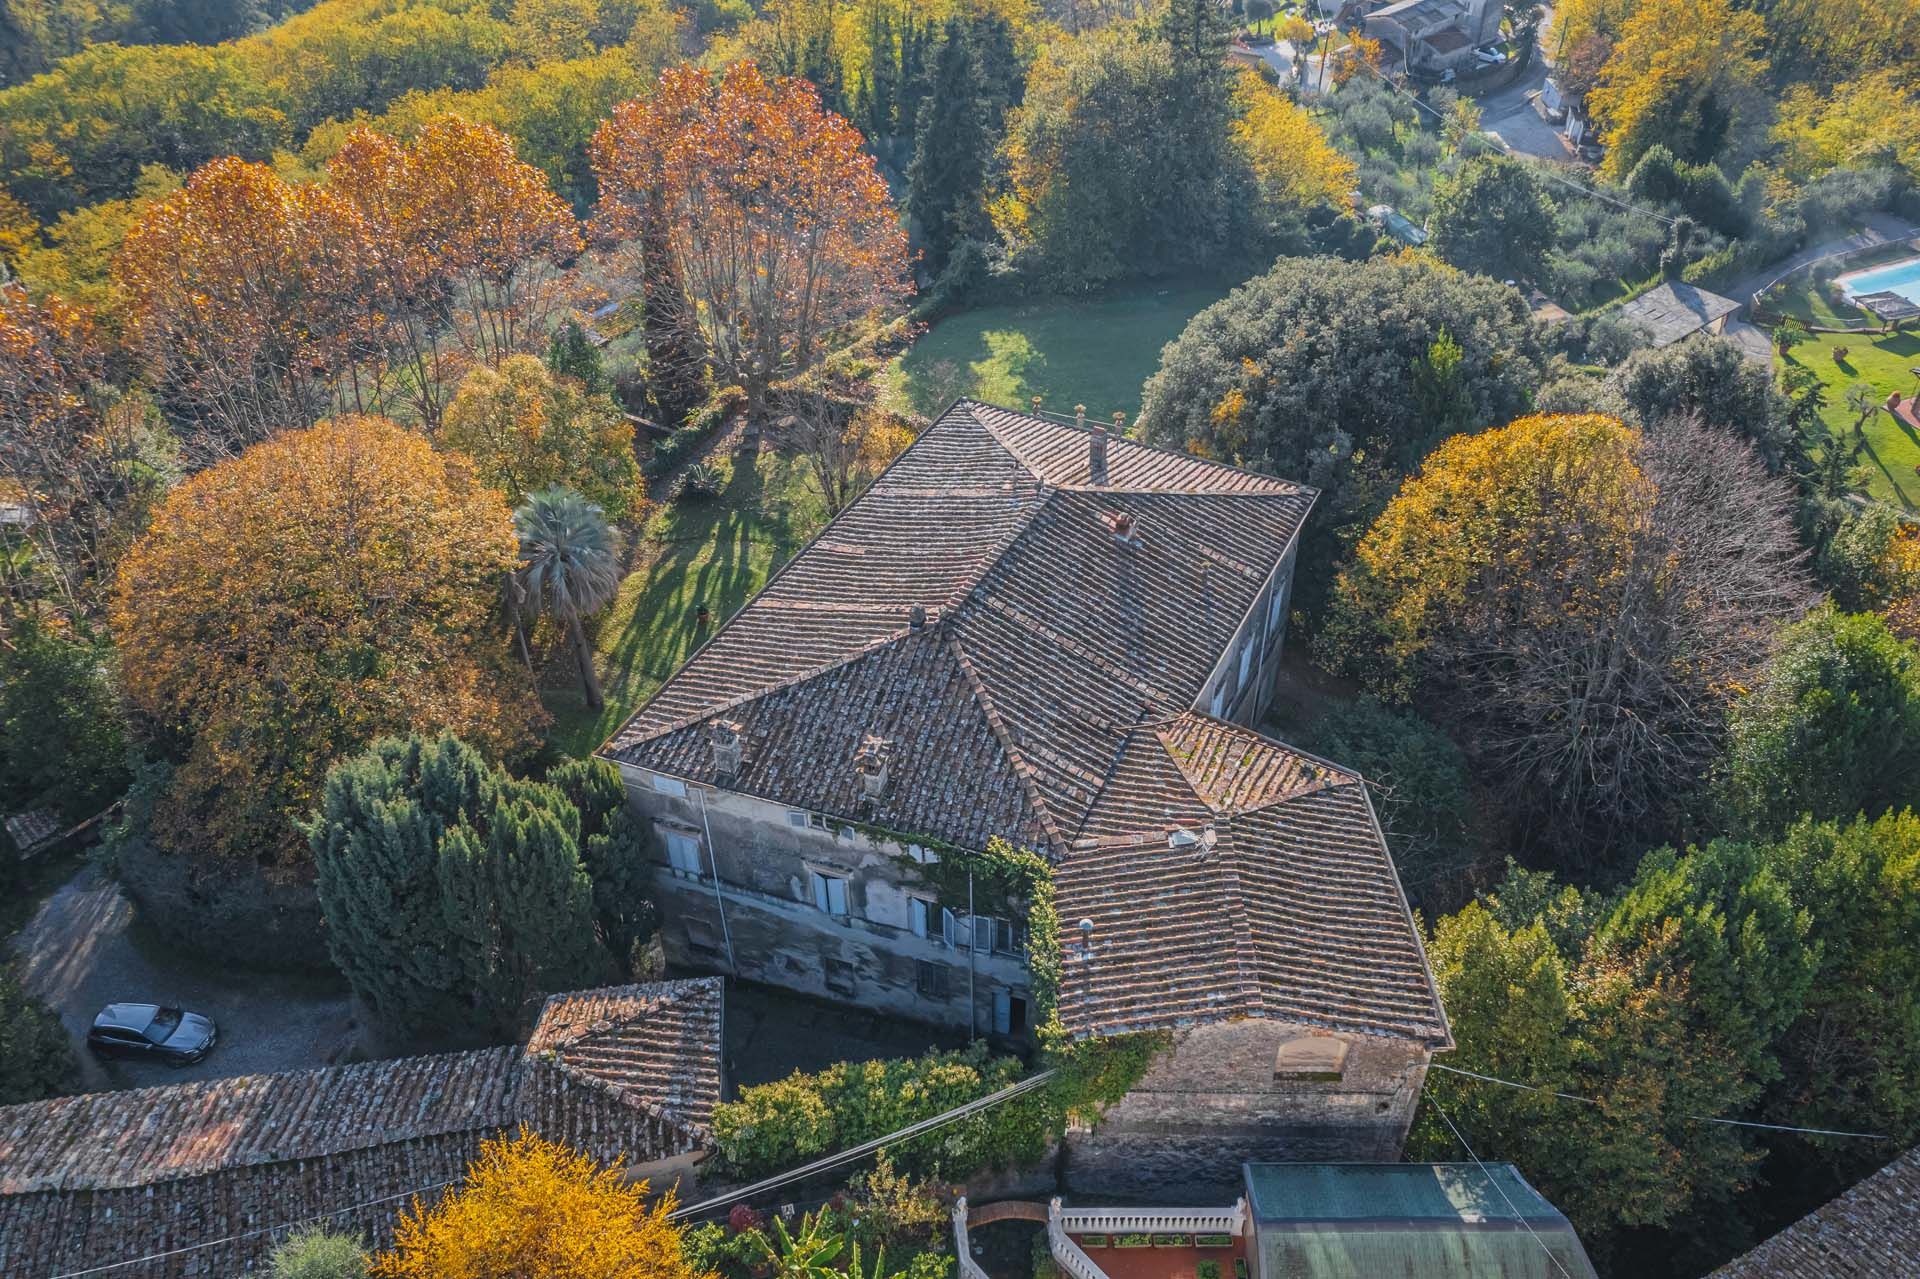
[
  {"left": 967, "top": 869, "right": 977, "bottom": 1043},
  {"left": 695, "top": 787, "right": 737, "bottom": 974}
]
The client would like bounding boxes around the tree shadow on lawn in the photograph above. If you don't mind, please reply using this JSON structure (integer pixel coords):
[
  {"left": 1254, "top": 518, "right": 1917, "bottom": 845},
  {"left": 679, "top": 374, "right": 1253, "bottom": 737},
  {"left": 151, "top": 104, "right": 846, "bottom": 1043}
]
[
  {"left": 1855, "top": 431, "right": 1915, "bottom": 509},
  {"left": 549, "top": 451, "right": 800, "bottom": 755}
]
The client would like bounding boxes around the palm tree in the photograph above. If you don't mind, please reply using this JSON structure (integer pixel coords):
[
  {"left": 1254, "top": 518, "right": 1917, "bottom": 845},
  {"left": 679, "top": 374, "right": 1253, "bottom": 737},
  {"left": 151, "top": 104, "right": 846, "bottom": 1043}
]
[{"left": 513, "top": 486, "right": 622, "bottom": 712}]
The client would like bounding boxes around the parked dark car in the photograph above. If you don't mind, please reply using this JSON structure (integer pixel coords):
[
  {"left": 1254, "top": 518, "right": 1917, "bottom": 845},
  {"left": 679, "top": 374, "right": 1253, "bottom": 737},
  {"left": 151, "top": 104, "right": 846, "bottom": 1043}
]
[{"left": 87, "top": 1003, "right": 218, "bottom": 1065}]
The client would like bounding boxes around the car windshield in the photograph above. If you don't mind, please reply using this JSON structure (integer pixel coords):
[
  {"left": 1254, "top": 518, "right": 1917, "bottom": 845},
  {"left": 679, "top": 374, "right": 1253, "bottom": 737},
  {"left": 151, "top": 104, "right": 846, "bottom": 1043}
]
[{"left": 142, "top": 1008, "right": 183, "bottom": 1044}]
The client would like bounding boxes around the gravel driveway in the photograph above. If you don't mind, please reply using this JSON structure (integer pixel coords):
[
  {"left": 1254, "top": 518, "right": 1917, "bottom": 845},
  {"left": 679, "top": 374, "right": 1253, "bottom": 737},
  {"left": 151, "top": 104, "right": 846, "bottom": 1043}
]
[{"left": 12, "top": 865, "right": 358, "bottom": 1092}]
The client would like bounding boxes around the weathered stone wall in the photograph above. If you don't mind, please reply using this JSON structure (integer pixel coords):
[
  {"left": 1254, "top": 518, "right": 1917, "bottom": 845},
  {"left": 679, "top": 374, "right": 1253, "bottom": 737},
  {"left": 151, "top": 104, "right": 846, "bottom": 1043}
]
[
  {"left": 1063, "top": 1019, "right": 1431, "bottom": 1199},
  {"left": 619, "top": 770, "right": 1032, "bottom": 1037}
]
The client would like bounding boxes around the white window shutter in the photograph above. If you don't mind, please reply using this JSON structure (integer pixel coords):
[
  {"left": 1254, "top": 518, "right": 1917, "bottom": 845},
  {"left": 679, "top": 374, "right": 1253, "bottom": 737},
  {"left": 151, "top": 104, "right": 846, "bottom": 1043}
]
[
  {"left": 812, "top": 872, "right": 829, "bottom": 913},
  {"left": 941, "top": 908, "right": 958, "bottom": 948},
  {"left": 910, "top": 898, "right": 929, "bottom": 939},
  {"left": 829, "top": 877, "right": 848, "bottom": 915},
  {"left": 993, "top": 989, "right": 1012, "bottom": 1035}
]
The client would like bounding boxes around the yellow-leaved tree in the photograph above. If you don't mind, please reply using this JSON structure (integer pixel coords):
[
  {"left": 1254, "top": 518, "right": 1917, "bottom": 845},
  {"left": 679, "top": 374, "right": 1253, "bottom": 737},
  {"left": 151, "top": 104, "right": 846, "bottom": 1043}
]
[
  {"left": 374, "top": 1130, "right": 710, "bottom": 1279},
  {"left": 1770, "top": 70, "right": 1920, "bottom": 186},
  {"left": 1587, "top": 0, "right": 1767, "bottom": 179},
  {"left": 111, "top": 415, "right": 543, "bottom": 865},
  {"left": 442, "top": 355, "right": 645, "bottom": 519},
  {"left": 1231, "top": 72, "right": 1355, "bottom": 213},
  {"left": 1323, "top": 414, "right": 1809, "bottom": 863}
]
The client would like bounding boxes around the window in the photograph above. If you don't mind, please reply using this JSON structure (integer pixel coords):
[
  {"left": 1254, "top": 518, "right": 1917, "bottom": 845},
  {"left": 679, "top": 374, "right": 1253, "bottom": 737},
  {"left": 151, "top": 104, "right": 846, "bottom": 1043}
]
[
  {"left": 994, "top": 919, "right": 1028, "bottom": 957},
  {"left": 917, "top": 960, "right": 950, "bottom": 999},
  {"left": 664, "top": 831, "right": 703, "bottom": 875},
  {"left": 907, "top": 842, "right": 939, "bottom": 864},
  {"left": 970, "top": 914, "right": 994, "bottom": 954},
  {"left": 810, "top": 870, "right": 849, "bottom": 916},
  {"left": 787, "top": 810, "right": 808, "bottom": 829},
  {"left": 651, "top": 774, "right": 687, "bottom": 798},
  {"left": 993, "top": 990, "right": 1028, "bottom": 1035},
  {"left": 825, "top": 958, "right": 857, "bottom": 996},
  {"left": 909, "top": 896, "right": 934, "bottom": 939},
  {"left": 808, "top": 812, "right": 831, "bottom": 832}
]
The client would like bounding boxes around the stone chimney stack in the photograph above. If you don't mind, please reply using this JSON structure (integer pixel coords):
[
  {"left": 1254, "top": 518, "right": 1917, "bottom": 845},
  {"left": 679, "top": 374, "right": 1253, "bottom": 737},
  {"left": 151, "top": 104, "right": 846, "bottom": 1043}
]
[
  {"left": 853, "top": 736, "right": 893, "bottom": 800},
  {"left": 908, "top": 604, "right": 927, "bottom": 631},
  {"left": 1089, "top": 424, "right": 1109, "bottom": 486},
  {"left": 709, "top": 719, "right": 744, "bottom": 780}
]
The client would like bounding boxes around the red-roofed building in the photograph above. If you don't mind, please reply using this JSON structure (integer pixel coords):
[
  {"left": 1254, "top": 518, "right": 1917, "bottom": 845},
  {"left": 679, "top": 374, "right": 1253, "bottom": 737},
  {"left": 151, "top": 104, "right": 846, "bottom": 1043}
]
[{"left": 600, "top": 401, "right": 1450, "bottom": 1196}]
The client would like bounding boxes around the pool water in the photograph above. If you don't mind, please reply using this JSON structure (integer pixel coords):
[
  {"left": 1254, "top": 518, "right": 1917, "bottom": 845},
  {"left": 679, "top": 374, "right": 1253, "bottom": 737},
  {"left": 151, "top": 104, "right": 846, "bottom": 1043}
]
[{"left": 1840, "top": 256, "right": 1920, "bottom": 304}]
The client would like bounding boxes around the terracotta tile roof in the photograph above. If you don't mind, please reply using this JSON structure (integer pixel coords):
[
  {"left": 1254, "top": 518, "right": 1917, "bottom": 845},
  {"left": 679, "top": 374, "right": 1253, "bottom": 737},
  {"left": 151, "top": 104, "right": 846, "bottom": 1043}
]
[
  {"left": 525, "top": 977, "right": 724, "bottom": 1134},
  {"left": 0, "top": 1048, "right": 518, "bottom": 1196},
  {"left": 1712, "top": 1147, "right": 1920, "bottom": 1277},
  {"left": 602, "top": 401, "right": 1447, "bottom": 1048},
  {"left": 1056, "top": 713, "right": 1448, "bottom": 1044},
  {"left": 0, "top": 981, "right": 725, "bottom": 1279}
]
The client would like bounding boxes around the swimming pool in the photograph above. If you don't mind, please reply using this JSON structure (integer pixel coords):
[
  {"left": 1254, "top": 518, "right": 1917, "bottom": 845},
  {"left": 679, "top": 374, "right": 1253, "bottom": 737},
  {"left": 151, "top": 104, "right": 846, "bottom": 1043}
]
[{"left": 1839, "top": 255, "right": 1920, "bottom": 305}]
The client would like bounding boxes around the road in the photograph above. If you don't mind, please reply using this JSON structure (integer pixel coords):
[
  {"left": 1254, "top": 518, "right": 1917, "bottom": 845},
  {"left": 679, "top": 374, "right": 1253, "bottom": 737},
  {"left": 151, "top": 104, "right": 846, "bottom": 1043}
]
[{"left": 12, "top": 865, "right": 358, "bottom": 1092}]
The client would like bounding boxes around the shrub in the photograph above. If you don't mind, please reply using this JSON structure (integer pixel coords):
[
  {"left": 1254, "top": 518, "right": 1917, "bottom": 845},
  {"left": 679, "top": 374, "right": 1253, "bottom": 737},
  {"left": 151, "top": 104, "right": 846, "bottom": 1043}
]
[
  {"left": 268, "top": 1227, "right": 368, "bottom": 1279},
  {"left": 0, "top": 963, "right": 76, "bottom": 1105},
  {"left": 0, "top": 617, "right": 129, "bottom": 824},
  {"left": 1716, "top": 607, "right": 1920, "bottom": 836}
]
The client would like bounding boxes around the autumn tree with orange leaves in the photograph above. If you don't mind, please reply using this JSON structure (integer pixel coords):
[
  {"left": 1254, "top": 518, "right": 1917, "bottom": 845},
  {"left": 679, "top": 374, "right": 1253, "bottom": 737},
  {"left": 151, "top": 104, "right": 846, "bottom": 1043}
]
[
  {"left": 0, "top": 287, "right": 171, "bottom": 623},
  {"left": 327, "top": 115, "right": 583, "bottom": 429},
  {"left": 112, "top": 415, "right": 543, "bottom": 867},
  {"left": 374, "top": 1130, "right": 707, "bottom": 1279},
  {"left": 113, "top": 158, "right": 375, "bottom": 461},
  {"left": 592, "top": 62, "right": 911, "bottom": 409}
]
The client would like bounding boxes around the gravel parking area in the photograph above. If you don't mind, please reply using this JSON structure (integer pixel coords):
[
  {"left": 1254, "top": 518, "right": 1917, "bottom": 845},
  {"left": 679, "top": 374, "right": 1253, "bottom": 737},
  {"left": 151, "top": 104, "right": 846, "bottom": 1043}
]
[{"left": 11, "top": 865, "right": 358, "bottom": 1092}]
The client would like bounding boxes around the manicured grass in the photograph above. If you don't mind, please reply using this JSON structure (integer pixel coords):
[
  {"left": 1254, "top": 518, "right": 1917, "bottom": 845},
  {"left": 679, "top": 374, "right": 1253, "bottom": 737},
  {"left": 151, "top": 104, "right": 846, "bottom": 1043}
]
[
  {"left": 544, "top": 447, "right": 827, "bottom": 757},
  {"left": 1783, "top": 329, "right": 1920, "bottom": 509},
  {"left": 884, "top": 284, "right": 1236, "bottom": 422},
  {"left": 1763, "top": 244, "right": 1917, "bottom": 328}
]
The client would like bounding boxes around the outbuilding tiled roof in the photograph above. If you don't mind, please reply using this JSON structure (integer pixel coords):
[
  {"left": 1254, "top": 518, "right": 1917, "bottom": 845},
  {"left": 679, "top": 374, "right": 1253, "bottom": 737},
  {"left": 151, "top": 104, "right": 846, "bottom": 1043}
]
[
  {"left": 526, "top": 977, "right": 724, "bottom": 1133},
  {"left": 1712, "top": 1147, "right": 1920, "bottom": 1277},
  {"left": 0, "top": 980, "right": 726, "bottom": 1279},
  {"left": 603, "top": 401, "right": 1449, "bottom": 1048}
]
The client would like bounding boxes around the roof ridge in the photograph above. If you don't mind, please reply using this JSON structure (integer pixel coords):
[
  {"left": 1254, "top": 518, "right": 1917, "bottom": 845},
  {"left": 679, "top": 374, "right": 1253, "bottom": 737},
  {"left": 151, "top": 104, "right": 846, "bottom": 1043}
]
[
  {"left": 959, "top": 398, "right": 1319, "bottom": 498},
  {"left": 946, "top": 631, "right": 1069, "bottom": 857}
]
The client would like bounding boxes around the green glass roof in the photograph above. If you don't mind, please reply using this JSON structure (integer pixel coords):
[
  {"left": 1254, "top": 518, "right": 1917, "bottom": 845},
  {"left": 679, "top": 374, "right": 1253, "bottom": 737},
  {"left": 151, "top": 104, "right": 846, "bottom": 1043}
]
[
  {"left": 1243, "top": 1164, "right": 1598, "bottom": 1279},
  {"left": 1245, "top": 1163, "right": 1562, "bottom": 1225}
]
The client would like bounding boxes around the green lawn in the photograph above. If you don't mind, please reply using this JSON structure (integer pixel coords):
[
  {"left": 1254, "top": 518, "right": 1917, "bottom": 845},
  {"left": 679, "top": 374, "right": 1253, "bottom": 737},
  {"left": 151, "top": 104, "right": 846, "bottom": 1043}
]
[
  {"left": 1784, "top": 329, "right": 1920, "bottom": 508},
  {"left": 884, "top": 284, "right": 1235, "bottom": 422},
  {"left": 544, "top": 447, "right": 827, "bottom": 756}
]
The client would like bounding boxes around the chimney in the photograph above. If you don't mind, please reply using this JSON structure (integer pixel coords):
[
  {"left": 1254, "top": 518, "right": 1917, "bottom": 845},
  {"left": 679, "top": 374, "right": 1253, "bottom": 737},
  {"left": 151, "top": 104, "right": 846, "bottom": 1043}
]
[
  {"left": 1089, "top": 424, "right": 1108, "bottom": 486},
  {"left": 1108, "top": 509, "right": 1137, "bottom": 545},
  {"left": 1075, "top": 404, "right": 1086, "bottom": 430},
  {"left": 853, "top": 735, "right": 893, "bottom": 801},
  {"left": 1030, "top": 395, "right": 1043, "bottom": 415},
  {"left": 709, "top": 719, "right": 744, "bottom": 780},
  {"left": 908, "top": 604, "right": 927, "bottom": 631}
]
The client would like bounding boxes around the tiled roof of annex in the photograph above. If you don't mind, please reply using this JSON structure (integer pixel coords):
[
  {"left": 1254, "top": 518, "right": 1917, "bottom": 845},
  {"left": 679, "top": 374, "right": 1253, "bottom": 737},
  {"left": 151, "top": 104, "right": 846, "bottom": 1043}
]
[
  {"left": 602, "top": 400, "right": 1449, "bottom": 1048},
  {"left": 526, "top": 977, "right": 724, "bottom": 1133},
  {"left": 1712, "top": 1146, "right": 1920, "bottom": 1278}
]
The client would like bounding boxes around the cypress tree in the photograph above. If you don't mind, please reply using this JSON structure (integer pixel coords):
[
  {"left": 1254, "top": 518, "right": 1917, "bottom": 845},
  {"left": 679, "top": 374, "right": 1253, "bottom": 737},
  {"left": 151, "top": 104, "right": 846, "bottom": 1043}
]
[
  {"left": 311, "top": 734, "right": 622, "bottom": 1040},
  {"left": 550, "top": 757, "right": 659, "bottom": 969},
  {"left": 906, "top": 21, "right": 992, "bottom": 277}
]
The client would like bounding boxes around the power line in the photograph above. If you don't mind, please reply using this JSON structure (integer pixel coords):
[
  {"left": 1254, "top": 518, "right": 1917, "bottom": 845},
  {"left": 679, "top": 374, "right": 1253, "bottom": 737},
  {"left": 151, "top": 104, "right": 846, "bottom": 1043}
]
[
  {"left": 1430, "top": 1062, "right": 1892, "bottom": 1140},
  {"left": 1347, "top": 56, "right": 1680, "bottom": 228},
  {"left": 1424, "top": 1090, "right": 1579, "bottom": 1279}
]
